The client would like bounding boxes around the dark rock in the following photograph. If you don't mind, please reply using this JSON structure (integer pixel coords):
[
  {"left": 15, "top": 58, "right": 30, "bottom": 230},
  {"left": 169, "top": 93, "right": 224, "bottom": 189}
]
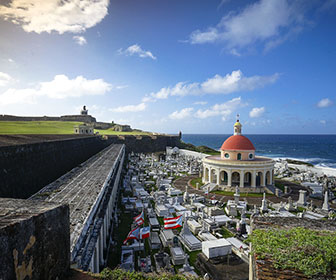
[{"left": 0, "top": 198, "right": 70, "bottom": 280}]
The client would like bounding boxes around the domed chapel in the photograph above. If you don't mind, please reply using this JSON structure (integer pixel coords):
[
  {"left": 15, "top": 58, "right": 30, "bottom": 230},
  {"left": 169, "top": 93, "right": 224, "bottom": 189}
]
[{"left": 202, "top": 116, "right": 274, "bottom": 190}]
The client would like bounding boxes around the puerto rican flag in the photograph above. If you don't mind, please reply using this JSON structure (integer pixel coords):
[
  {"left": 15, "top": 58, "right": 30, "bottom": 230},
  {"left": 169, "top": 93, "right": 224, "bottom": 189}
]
[
  {"left": 134, "top": 211, "right": 144, "bottom": 226},
  {"left": 123, "top": 227, "right": 140, "bottom": 244},
  {"left": 164, "top": 215, "right": 183, "bottom": 229},
  {"left": 140, "top": 226, "right": 150, "bottom": 239}
]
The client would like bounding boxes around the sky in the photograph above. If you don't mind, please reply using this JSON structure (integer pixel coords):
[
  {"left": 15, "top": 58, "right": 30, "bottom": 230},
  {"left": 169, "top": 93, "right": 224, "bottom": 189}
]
[{"left": 0, "top": 0, "right": 335, "bottom": 134}]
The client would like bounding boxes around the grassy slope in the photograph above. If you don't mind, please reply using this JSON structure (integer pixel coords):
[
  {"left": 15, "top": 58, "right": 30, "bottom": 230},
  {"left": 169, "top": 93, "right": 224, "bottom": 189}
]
[
  {"left": 0, "top": 121, "right": 152, "bottom": 135},
  {"left": 95, "top": 128, "right": 153, "bottom": 135},
  {"left": 0, "top": 121, "right": 83, "bottom": 134}
]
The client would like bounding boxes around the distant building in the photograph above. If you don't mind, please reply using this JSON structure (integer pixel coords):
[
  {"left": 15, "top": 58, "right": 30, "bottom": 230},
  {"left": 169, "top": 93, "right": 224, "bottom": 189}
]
[
  {"left": 81, "top": 105, "right": 88, "bottom": 115},
  {"left": 114, "top": 124, "right": 132, "bottom": 132},
  {"left": 74, "top": 124, "right": 94, "bottom": 135},
  {"left": 202, "top": 115, "right": 274, "bottom": 189}
]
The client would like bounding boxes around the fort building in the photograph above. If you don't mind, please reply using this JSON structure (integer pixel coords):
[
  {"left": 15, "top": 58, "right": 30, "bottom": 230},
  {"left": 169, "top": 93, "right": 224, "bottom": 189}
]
[{"left": 74, "top": 123, "right": 94, "bottom": 134}]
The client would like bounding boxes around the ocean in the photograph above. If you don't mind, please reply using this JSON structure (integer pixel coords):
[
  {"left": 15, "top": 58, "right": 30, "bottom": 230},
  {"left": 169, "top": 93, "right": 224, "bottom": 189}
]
[{"left": 181, "top": 134, "right": 336, "bottom": 169}]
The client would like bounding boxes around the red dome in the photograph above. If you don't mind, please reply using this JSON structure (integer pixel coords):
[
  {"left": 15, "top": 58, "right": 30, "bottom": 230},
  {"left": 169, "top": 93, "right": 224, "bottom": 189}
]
[{"left": 221, "top": 135, "right": 255, "bottom": 151}]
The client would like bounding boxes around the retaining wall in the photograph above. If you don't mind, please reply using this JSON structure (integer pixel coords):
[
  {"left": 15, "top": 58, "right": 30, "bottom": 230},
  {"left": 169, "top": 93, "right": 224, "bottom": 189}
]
[{"left": 0, "top": 135, "right": 180, "bottom": 199}]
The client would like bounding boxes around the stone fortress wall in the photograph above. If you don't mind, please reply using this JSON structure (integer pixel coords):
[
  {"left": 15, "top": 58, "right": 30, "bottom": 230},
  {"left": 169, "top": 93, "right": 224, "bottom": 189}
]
[
  {"left": 0, "top": 114, "right": 97, "bottom": 123},
  {"left": 0, "top": 134, "right": 180, "bottom": 199}
]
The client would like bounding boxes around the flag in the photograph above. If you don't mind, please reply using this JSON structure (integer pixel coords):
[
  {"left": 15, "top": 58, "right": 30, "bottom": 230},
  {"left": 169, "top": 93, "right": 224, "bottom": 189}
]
[
  {"left": 123, "top": 227, "right": 140, "bottom": 244},
  {"left": 164, "top": 215, "right": 183, "bottom": 229},
  {"left": 164, "top": 215, "right": 182, "bottom": 224},
  {"left": 134, "top": 210, "right": 144, "bottom": 226},
  {"left": 140, "top": 226, "right": 150, "bottom": 239}
]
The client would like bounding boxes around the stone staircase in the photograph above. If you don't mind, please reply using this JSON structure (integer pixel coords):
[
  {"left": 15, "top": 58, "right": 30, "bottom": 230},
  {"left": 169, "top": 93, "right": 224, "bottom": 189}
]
[{"left": 202, "top": 183, "right": 217, "bottom": 192}]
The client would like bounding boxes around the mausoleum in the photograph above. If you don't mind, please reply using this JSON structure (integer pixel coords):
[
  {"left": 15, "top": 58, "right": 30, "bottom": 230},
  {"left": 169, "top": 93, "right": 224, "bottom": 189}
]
[{"left": 202, "top": 116, "right": 274, "bottom": 190}]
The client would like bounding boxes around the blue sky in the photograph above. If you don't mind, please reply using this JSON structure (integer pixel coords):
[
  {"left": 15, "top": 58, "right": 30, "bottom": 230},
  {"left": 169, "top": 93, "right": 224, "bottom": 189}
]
[{"left": 0, "top": 0, "right": 335, "bottom": 134}]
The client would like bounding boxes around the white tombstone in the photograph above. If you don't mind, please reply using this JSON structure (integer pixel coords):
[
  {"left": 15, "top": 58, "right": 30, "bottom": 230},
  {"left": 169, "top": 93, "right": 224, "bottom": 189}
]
[
  {"left": 196, "top": 182, "right": 199, "bottom": 190},
  {"left": 284, "top": 186, "right": 289, "bottom": 194},
  {"left": 227, "top": 204, "right": 238, "bottom": 217},
  {"left": 286, "top": 196, "right": 295, "bottom": 211},
  {"left": 322, "top": 191, "right": 330, "bottom": 211},
  {"left": 278, "top": 201, "right": 286, "bottom": 211},
  {"left": 297, "top": 190, "right": 307, "bottom": 206},
  {"left": 260, "top": 192, "right": 268, "bottom": 212},
  {"left": 234, "top": 186, "right": 240, "bottom": 204},
  {"left": 253, "top": 204, "right": 259, "bottom": 215},
  {"left": 183, "top": 185, "right": 189, "bottom": 203}
]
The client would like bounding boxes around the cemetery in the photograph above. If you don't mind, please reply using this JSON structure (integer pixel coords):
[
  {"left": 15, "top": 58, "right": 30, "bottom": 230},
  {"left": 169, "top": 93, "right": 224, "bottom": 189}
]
[{"left": 109, "top": 146, "right": 336, "bottom": 279}]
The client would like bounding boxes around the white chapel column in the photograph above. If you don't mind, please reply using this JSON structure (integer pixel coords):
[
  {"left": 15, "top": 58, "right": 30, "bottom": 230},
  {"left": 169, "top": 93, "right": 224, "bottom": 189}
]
[{"left": 240, "top": 171, "right": 244, "bottom": 188}]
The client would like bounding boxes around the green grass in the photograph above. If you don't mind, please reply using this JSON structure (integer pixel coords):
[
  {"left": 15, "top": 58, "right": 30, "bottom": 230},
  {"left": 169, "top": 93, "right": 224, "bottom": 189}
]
[
  {"left": 275, "top": 181, "right": 285, "bottom": 192},
  {"left": 248, "top": 227, "right": 336, "bottom": 277},
  {"left": 107, "top": 211, "right": 133, "bottom": 269},
  {"left": 157, "top": 216, "right": 164, "bottom": 226},
  {"left": 221, "top": 227, "right": 235, "bottom": 238},
  {"left": 187, "top": 250, "right": 201, "bottom": 275},
  {"left": 95, "top": 128, "right": 153, "bottom": 135},
  {"left": 0, "top": 121, "right": 83, "bottom": 134},
  {"left": 211, "top": 190, "right": 272, "bottom": 197},
  {"left": 190, "top": 177, "right": 204, "bottom": 189},
  {"left": 0, "top": 120, "right": 153, "bottom": 135}
]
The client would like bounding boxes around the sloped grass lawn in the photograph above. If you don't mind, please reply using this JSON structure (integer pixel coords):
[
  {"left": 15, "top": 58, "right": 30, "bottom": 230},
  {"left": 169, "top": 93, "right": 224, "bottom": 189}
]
[
  {"left": 248, "top": 227, "right": 336, "bottom": 277},
  {"left": 0, "top": 121, "right": 83, "bottom": 134},
  {"left": 94, "top": 128, "right": 153, "bottom": 135}
]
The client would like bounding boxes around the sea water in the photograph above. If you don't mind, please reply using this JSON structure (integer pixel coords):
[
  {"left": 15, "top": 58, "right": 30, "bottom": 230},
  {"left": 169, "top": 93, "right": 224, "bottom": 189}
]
[{"left": 181, "top": 134, "right": 336, "bottom": 169}]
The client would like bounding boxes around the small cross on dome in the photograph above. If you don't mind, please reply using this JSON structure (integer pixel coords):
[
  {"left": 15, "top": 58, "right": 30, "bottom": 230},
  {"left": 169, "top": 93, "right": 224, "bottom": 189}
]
[{"left": 236, "top": 114, "right": 240, "bottom": 122}]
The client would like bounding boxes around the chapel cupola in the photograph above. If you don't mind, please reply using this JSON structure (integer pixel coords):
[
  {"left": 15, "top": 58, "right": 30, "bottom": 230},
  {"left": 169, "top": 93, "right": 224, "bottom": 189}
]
[{"left": 234, "top": 114, "right": 242, "bottom": 135}]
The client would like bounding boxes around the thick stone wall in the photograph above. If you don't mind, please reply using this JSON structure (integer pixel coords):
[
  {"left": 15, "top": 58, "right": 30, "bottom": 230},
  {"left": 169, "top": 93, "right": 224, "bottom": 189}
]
[
  {"left": 106, "top": 135, "right": 180, "bottom": 153},
  {"left": 0, "top": 135, "right": 180, "bottom": 199},
  {"left": 0, "top": 198, "right": 70, "bottom": 280},
  {"left": 0, "top": 114, "right": 96, "bottom": 123},
  {"left": 0, "top": 136, "right": 111, "bottom": 198}
]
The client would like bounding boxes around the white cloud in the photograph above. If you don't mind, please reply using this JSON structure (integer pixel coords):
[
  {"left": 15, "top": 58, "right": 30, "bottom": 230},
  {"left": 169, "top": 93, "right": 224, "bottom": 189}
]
[
  {"left": 249, "top": 107, "right": 265, "bottom": 118},
  {"left": 320, "top": 120, "right": 326, "bottom": 125},
  {"left": 110, "top": 103, "right": 146, "bottom": 113},
  {"left": 151, "top": 87, "right": 170, "bottom": 99},
  {"left": 118, "top": 44, "right": 156, "bottom": 60},
  {"left": 229, "top": 48, "right": 241, "bottom": 57},
  {"left": 218, "top": 0, "right": 231, "bottom": 10},
  {"left": 169, "top": 108, "right": 193, "bottom": 120},
  {"left": 148, "top": 70, "right": 278, "bottom": 100},
  {"left": 194, "top": 101, "right": 207, "bottom": 105},
  {"left": 317, "top": 98, "right": 333, "bottom": 108},
  {"left": 0, "top": 74, "right": 112, "bottom": 105},
  {"left": 189, "top": 0, "right": 308, "bottom": 53},
  {"left": 0, "top": 72, "right": 13, "bottom": 87},
  {"left": 141, "top": 95, "right": 155, "bottom": 103},
  {"left": 115, "top": 85, "right": 129, "bottom": 90},
  {"left": 8, "top": 58, "right": 14, "bottom": 63},
  {"left": 201, "top": 71, "right": 279, "bottom": 94},
  {"left": 194, "top": 97, "right": 246, "bottom": 119},
  {"left": 73, "top": 36, "right": 87, "bottom": 46},
  {"left": 0, "top": 0, "right": 109, "bottom": 34}
]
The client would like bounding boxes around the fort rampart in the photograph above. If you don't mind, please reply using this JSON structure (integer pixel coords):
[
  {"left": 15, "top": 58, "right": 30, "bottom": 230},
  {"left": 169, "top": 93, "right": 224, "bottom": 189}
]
[{"left": 0, "top": 134, "right": 180, "bottom": 198}]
